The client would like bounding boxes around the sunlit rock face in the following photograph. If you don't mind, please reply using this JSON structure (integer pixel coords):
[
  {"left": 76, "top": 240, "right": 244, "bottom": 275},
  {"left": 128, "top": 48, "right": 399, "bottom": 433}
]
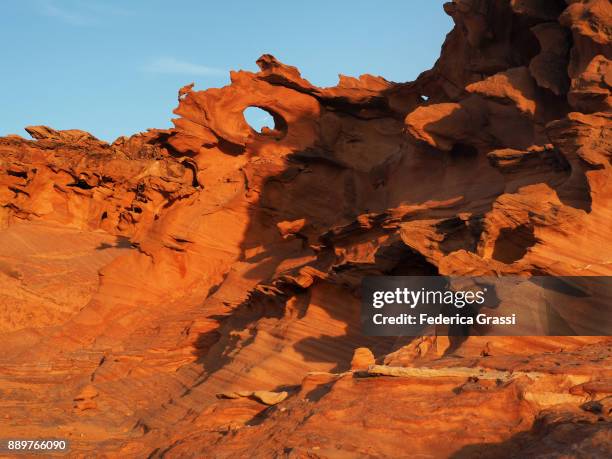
[{"left": 0, "top": 0, "right": 611, "bottom": 456}]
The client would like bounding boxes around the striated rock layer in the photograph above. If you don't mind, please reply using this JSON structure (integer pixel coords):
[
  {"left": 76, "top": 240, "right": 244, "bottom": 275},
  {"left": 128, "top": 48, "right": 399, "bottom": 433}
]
[{"left": 0, "top": 0, "right": 611, "bottom": 457}]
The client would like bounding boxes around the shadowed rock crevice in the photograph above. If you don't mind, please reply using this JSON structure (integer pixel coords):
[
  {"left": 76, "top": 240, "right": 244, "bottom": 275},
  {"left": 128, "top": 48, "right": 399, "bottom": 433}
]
[{"left": 492, "top": 224, "right": 537, "bottom": 263}]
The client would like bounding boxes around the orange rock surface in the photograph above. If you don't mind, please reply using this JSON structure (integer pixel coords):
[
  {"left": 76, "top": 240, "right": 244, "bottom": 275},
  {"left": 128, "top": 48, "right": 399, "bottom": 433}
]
[{"left": 0, "top": 0, "right": 611, "bottom": 457}]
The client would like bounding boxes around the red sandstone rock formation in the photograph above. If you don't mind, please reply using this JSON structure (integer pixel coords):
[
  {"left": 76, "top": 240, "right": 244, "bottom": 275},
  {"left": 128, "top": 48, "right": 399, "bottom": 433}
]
[{"left": 0, "top": 0, "right": 611, "bottom": 457}]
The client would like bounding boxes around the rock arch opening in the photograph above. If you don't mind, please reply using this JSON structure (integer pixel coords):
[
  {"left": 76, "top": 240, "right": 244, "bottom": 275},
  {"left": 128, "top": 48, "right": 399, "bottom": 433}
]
[{"left": 243, "top": 106, "right": 287, "bottom": 136}]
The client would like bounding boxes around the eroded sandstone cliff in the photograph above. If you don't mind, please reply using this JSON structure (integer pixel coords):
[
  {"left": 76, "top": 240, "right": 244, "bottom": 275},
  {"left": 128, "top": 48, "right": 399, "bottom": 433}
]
[{"left": 0, "top": 0, "right": 611, "bottom": 457}]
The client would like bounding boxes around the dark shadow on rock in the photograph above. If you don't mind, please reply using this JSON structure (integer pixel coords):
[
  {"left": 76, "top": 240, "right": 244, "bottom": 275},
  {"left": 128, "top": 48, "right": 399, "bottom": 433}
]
[
  {"left": 492, "top": 224, "right": 537, "bottom": 263},
  {"left": 304, "top": 382, "right": 335, "bottom": 402},
  {"left": 450, "top": 415, "right": 610, "bottom": 459},
  {"left": 95, "top": 236, "right": 134, "bottom": 250}
]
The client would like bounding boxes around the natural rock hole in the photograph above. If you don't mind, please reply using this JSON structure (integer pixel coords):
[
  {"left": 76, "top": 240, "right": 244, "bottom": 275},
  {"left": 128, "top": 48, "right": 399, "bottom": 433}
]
[
  {"left": 387, "top": 249, "right": 440, "bottom": 276},
  {"left": 450, "top": 143, "right": 478, "bottom": 159},
  {"left": 8, "top": 170, "right": 28, "bottom": 179},
  {"left": 67, "top": 178, "right": 94, "bottom": 190},
  {"left": 492, "top": 224, "right": 537, "bottom": 264},
  {"left": 243, "top": 106, "right": 287, "bottom": 136},
  {"left": 181, "top": 160, "right": 200, "bottom": 188}
]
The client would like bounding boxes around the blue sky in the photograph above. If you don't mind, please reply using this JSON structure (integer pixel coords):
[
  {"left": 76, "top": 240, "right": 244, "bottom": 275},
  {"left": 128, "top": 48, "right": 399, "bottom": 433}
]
[{"left": 1, "top": 1, "right": 452, "bottom": 141}]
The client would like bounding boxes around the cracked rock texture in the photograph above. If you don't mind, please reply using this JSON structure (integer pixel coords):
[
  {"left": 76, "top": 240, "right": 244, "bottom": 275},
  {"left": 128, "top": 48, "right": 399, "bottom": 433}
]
[{"left": 0, "top": 0, "right": 611, "bottom": 457}]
